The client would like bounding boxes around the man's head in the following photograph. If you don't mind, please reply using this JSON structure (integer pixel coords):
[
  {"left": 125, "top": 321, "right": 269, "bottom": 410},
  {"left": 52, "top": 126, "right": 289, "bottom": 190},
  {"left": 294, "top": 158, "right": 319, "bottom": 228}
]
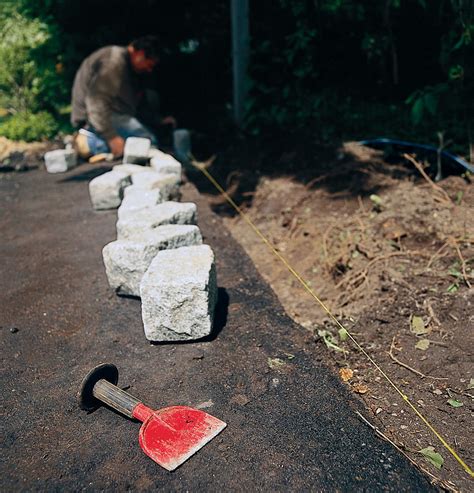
[{"left": 128, "top": 36, "right": 159, "bottom": 73}]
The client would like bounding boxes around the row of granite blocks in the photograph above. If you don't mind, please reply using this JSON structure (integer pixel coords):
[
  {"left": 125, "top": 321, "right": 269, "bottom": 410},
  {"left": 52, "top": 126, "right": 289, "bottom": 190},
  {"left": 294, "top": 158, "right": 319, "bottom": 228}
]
[{"left": 88, "top": 138, "right": 217, "bottom": 342}]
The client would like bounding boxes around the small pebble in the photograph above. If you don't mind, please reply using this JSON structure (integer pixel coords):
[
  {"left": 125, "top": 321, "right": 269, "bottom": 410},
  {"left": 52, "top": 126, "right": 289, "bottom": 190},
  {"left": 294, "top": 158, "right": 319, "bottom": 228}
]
[{"left": 10, "top": 327, "right": 18, "bottom": 334}]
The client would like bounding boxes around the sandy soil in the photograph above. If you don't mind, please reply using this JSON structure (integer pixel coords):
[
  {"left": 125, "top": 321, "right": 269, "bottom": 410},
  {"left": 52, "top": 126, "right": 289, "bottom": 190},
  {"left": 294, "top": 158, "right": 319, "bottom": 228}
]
[{"left": 0, "top": 136, "right": 54, "bottom": 170}]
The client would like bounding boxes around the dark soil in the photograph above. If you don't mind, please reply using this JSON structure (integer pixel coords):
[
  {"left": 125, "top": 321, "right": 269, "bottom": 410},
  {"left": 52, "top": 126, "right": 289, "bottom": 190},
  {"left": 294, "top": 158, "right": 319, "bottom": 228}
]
[
  {"left": 197, "top": 141, "right": 474, "bottom": 491},
  {"left": 1, "top": 158, "right": 434, "bottom": 491}
]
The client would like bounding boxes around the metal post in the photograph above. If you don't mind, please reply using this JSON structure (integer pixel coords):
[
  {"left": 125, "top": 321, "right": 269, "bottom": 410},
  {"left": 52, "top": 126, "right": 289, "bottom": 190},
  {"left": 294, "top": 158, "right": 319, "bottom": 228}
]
[{"left": 231, "top": 0, "right": 250, "bottom": 127}]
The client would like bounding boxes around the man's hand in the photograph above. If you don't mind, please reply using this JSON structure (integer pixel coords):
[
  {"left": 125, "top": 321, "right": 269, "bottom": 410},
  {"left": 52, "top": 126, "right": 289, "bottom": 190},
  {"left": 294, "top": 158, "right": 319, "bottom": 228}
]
[
  {"left": 108, "top": 136, "right": 125, "bottom": 157},
  {"left": 161, "top": 115, "right": 177, "bottom": 128}
]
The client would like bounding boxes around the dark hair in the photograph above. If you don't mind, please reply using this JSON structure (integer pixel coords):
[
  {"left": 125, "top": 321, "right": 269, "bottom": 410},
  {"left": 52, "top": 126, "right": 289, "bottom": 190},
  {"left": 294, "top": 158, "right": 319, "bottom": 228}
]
[{"left": 129, "top": 36, "right": 159, "bottom": 59}]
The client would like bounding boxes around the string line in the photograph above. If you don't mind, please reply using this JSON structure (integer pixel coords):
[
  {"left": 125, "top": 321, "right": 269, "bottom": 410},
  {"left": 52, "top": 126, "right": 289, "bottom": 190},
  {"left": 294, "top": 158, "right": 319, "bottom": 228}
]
[{"left": 193, "top": 162, "right": 474, "bottom": 478}]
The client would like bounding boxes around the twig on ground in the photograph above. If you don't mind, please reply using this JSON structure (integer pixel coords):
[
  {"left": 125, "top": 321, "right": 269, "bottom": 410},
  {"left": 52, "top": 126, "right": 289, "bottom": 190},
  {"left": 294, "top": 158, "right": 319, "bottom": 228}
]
[
  {"left": 335, "top": 275, "right": 369, "bottom": 307},
  {"left": 447, "top": 388, "right": 474, "bottom": 399},
  {"left": 322, "top": 223, "right": 336, "bottom": 269},
  {"left": 389, "top": 337, "right": 426, "bottom": 378},
  {"left": 388, "top": 337, "right": 447, "bottom": 380},
  {"left": 305, "top": 174, "right": 328, "bottom": 189},
  {"left": 390, "top": 276, "right": 414, "bottom": 291},
  {"left": 206, "top": 170, "right": 241, "bottom": 206},
  {"left": 424, "top": 300, "right": 442, "bottom": 327},
  {"left": 356, "top": 216, "right": 366, "bottom": 233},
  {"left": 426, "top": 339, "right": 449, "bottom": 348},
  {"left": 357, "top": 195, "right": 367, "bottom": 215},
  {"left": 403, "top": 153, "right": 453, "bottom": 205},
  {"left": 355, "top": 411, "right": 457, "bottom": 492},
  {"left": 427, "top": 241, "right": 450, "bottom": 269},
  {"left": 334, "top": 250, "right": 426, "bottom": 307},
  {"left": 287, "top": 215, "right": 300, "bottom": 238},
  {"left": 336, "top": 251, "right": 424, "bottom": 290},
  {"left": 451, "top": 239, "right": 472, "bottom": 289}
]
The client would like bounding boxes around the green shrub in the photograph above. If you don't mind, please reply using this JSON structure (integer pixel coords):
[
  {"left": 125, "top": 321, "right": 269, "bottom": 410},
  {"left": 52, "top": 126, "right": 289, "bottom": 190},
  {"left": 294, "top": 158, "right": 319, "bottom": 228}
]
[
  {"left": 0, "top": 111, "right": 59, "bottom": 142},
  {"left": 0, "top": 5, "right": 68, "bottom": 116},
  {"left": 0, "top": 10, "right": 48, "bottom": 113}
]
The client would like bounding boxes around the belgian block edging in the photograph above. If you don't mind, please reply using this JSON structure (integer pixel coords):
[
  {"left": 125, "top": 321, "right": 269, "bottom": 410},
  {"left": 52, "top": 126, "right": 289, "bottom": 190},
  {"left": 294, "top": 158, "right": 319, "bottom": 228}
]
[{"left": 88, "top": 138, "right": 217, "bottom": 341}]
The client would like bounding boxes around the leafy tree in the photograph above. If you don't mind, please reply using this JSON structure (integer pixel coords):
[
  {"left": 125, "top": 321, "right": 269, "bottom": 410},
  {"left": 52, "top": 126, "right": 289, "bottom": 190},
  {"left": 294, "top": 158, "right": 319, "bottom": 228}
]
[
  {"left": 402, "top": 1, "right": 473, "bottom": 158},
  {"left": 0, "top": 9, "right": 51, "bottom": 113},
  {"left": 246, "top": 0, "right": 473, "bottom": 155},
  {"left": 0, "top": 1, "right": 68, "bottom": 140}
]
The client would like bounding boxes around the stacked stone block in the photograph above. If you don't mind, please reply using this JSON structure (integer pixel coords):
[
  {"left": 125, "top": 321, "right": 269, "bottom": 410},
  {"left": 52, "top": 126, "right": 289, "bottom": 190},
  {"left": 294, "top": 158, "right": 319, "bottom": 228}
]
[
  {"left": 118, "top": 187, "right": 164, "bottom": 217},
  {"left": 140, "top": 245, "right": 217, "bottom": 341},
  {"left": 89, "top": 170, "right": 131, "bottom": 210},
  {"left": 123, "top": 137, "right": 151, "bottom": 164},
  {"left": 149, "top": 149, "right": 182, "bottom": 176},
  {"left": 116, "top": 202, "right": 197, "bottom": 239},
  {"left": 131, "top": 171, "right": 181, "bottom": 200},
  {"left": 44, "top": 149, "right": 78, "bottom": 173},
  {"left": 102, "top": 225, "right": 202, "bottom": 296},
  {"left": 112, "top": 164, "right": 148, "bottom": 175},
  {"left": 88, "top": 137, "right": 217, "bottom": 341}
]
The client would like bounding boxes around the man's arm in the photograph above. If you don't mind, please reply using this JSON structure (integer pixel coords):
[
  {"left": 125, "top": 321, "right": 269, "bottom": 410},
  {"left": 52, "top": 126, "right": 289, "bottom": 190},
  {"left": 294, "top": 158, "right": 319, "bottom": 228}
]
[
  {"left": 106, "top": 135, "right": 125, "bottom": 157},
  {"left": 161, "top": 115, "right": 177, "bottom": 128}
]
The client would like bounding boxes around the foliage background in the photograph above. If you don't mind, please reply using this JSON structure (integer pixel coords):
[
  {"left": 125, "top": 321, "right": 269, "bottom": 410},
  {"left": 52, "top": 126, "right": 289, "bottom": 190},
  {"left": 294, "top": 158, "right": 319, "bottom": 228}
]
[{"left": 0, "top": 0, "right": 472, "bottom": 155}]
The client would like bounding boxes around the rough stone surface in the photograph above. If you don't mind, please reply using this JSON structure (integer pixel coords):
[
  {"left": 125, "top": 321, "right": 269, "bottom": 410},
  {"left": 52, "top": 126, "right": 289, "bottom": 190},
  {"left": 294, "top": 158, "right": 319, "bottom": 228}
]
[
  {"left": 117, "top": 186, "right": 164, "bottom": 219},
  {"left": 148, "top": 147, "right": 166, "bottom": 159},
  {"left": 131, "top": 171, "right": 180, "bottom": 199},
  {"left": 149, "top": 150, "right": 182, "bottom": 176},
  {"left": 89, "top": 170, "right": 131, "bottom": 210},
  {"left": 140, "top": 244, "right": 217, "bottom": 341},
  {"left": 102, "top": 225, "right": 203, "bottom": 296},
  {"left": 112, "top": 163, "right": 149, "bottom": 175},
  {"left": 44, "top": 149, "right": 77, "bottom": 173},
  {"left": 123, "top": 137, "right": 151, "bottom": 164},
  {"left": 116, "top": 201, "right": 197, "bottom": 239}
]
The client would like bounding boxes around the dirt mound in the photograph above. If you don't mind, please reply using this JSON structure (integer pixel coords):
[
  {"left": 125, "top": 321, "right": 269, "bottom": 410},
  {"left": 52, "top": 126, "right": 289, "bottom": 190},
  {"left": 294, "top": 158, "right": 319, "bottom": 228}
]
[
  {"left": 225, "top": 158, "right": 472, "bottom": 323},
  {"left": 0, "top": 136, "right": 54, "bottom": 171}
]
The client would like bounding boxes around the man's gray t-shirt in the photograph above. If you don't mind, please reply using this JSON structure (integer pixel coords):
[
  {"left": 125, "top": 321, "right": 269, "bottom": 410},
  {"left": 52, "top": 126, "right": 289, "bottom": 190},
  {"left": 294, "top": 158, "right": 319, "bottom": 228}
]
[{"left": 71, "top": 46, "right": 142, "bottom": 140}]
